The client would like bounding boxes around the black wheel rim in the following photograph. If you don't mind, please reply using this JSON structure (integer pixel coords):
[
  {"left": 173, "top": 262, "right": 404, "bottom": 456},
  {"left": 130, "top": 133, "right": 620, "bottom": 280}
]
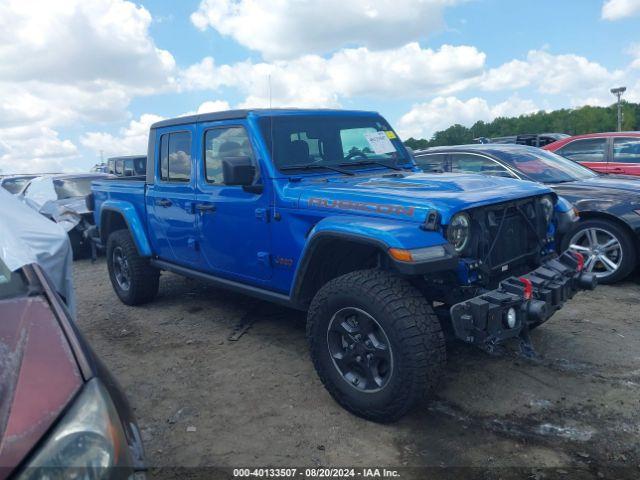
[
  {"left": 326, "top": 307, "right": 394, "bottom": 393},
  {"left": 112, "top": 246, "right": 131, "bottom": 291}
]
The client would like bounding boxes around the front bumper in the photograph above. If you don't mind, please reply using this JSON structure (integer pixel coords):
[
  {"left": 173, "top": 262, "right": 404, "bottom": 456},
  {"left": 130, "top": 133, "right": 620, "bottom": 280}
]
[{"left": 450, "top": 252, "right": 597, "bottom": 346}]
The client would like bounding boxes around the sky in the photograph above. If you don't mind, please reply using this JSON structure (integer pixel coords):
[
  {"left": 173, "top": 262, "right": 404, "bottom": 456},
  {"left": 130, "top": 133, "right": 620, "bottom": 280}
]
[{"left": 0, "top": 0, "right": 639, "bottom": 173}]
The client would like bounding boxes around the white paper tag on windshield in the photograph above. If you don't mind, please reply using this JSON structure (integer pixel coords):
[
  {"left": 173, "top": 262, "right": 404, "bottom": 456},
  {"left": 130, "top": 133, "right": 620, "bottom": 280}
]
[{"left": 364, "top": 131, "right": 396, "bottom": 154}]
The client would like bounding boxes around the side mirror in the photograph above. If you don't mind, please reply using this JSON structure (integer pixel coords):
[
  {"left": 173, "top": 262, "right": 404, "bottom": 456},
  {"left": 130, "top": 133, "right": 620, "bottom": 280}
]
[{"left": 222, "top": 156, "right": 256, "bottom": 186}]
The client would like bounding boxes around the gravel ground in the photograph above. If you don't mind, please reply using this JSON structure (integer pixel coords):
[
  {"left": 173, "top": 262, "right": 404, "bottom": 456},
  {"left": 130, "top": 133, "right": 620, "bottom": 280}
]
[{"left": 73, "top": 259, "right": 640, "bottom": 479}]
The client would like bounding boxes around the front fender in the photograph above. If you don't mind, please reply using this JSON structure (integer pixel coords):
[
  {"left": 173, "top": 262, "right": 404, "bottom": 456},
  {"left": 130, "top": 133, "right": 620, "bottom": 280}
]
[
  {"left": 99, "top": 200, "right": 152, "bottom": 257},
  {"left": 308, "top": 215, "right": 447, "bottom": 250},
  {"left": 290, "top": 215, "right": 456, "bottom": 304}
]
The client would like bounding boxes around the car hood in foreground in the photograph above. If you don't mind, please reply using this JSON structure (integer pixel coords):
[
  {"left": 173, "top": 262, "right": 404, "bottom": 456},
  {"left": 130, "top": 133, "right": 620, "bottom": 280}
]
[
  {"left": 0, "top": 296, "right": 82, "bottom": 477},
  {"left": 286, "top": 171, "right": 551, "bottom": 224}
]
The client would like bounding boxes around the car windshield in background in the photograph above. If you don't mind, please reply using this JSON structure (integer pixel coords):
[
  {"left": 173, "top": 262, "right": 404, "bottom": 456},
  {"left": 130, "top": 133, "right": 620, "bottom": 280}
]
[
  {"left": 502, "top": 149, "right": 598, "bottom": 183},
  {"left": 53, "top": 177, "right": 97, "bottom": 199},
  {"left": 2, "top": 178, "right": 31, "bottom": 194},
  {"left": 258, "top": 115, "right": 408, "bottom": 172}
]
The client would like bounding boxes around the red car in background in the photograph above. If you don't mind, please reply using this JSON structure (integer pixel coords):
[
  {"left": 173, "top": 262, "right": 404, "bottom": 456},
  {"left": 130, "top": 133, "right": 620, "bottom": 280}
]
[{"left": 543, "top": 132, "right": 640, "bottom": 176}]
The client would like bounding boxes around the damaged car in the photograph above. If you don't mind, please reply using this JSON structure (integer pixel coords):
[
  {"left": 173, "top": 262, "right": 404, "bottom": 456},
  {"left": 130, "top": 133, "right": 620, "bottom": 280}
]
[
  {"left": 0, "top": 188, "right": 145, "bottom": 479},
  {"left": 19, "top": 174, "right": 111, "bottom": 259}
]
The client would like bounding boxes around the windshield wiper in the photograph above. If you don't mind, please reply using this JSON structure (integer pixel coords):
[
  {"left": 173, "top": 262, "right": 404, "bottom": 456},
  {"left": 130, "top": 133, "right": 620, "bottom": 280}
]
[
  {"left": 280, "top": 163, "right": 354, "bottom": 176},
  {"left": 338, "top": 160, "right": 404, "bottom": 171}
]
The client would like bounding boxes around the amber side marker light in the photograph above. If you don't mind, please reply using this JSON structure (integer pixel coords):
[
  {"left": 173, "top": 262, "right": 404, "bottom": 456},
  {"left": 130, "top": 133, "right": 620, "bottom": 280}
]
[{"left": 388, "top": 245, "right": 447, "bottom": 263}]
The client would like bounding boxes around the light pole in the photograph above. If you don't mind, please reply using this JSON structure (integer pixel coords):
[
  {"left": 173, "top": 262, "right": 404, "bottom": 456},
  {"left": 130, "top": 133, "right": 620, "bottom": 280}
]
[{"left": 610, "top": 86, "right": 626, "bottom": 132}]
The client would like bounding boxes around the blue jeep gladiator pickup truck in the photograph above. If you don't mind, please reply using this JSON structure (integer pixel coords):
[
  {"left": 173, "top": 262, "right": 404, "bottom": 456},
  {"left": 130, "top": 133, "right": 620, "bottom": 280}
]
[{"left": 91, "top": 109, "right": 596, "bottom": 422}]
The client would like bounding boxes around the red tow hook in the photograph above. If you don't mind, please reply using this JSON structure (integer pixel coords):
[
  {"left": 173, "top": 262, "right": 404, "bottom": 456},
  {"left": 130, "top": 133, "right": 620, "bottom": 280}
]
[
  {"left": 572, "top": 251, "right": 585, "bottom": 272},
  {"left": 518, "top": 277, "right": 533, "bottom": 300}
]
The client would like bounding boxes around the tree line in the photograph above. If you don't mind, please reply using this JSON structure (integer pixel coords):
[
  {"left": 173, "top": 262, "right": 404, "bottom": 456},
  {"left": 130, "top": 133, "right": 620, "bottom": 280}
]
[{"left": 403, "top": 101, "right": 640, "bottom": 150}]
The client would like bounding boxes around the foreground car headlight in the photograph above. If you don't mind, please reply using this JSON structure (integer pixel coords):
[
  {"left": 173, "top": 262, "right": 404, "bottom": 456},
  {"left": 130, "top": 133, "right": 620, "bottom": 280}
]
[
  {"left": 540, "top": 195, "right": 554, "bottom": 223},
  {"left": 20, "top": 379, "right": 135, "bottom": 479},
  {"left": 446, "top": 212, "right": 471, "bottom": 253}
]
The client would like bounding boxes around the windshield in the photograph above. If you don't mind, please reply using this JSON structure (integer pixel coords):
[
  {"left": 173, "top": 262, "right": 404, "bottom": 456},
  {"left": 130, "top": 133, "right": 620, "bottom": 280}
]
[
  {"left": 53, "top": 177, "right": 99, "bottom": 199},
  {"left": 500, "top": 149, "right": 598, "bottom": 183},
  {"left": 1, "top": 177, "right": 32, "bottom": 194},
  {"left": 259, "top": 115, "right": 409, "bottom": 172}
]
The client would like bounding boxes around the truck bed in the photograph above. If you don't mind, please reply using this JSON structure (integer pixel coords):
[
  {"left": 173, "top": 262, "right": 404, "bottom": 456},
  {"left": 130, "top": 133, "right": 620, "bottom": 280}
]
[{"left": 91, "top": 178, "right": 147, "bottom": 230}]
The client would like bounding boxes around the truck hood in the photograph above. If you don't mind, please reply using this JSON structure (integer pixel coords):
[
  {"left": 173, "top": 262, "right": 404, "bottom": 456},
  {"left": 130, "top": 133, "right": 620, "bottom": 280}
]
[{"left": 287, "top": 171, "right": 552, "bottom": 224}]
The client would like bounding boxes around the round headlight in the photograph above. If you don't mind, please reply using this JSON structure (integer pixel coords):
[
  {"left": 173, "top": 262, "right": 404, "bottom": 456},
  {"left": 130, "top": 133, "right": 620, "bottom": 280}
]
[
  {"left": 447, "top": 212, "right": 471, "bottom": 253},
  {"left": 540, "top": 195, "right": 554, "bottom": 223}
]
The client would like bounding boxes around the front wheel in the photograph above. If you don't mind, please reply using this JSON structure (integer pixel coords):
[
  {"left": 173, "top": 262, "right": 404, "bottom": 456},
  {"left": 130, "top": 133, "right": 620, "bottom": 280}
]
[
  {"left": 563, "top": 219, "right": 636, "bottom": 284},
  {"left": 106, "top": 229, "right": 160, "bottom": 305},
  {"left": 306, "top": 269, "right": 446, "bottom": 423}
]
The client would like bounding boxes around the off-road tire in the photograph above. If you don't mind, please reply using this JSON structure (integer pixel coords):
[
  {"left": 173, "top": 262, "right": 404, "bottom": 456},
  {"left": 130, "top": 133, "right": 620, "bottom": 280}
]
[
  {"left": 562, "top": 218, "right": 636, "bottom": 284},
  {"left": 106, "top": 229, "right": 159, "bottom": 305},
  {"left": 307, "top": 269, "right": 446, "bottom": 423}
]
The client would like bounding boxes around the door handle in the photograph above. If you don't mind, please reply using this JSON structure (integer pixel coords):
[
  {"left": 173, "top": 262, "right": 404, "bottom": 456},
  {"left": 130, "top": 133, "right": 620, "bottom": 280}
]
[
  {"left": 156, "top": 198, "right": 172, "bottom": 207},
  {"left": 195, "top": 203, "right": 216, "bottom": 212}
]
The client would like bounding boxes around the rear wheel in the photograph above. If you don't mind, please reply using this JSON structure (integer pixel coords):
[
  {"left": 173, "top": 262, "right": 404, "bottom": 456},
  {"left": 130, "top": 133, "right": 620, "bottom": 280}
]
[
  {"left": 307, "top": 269, "right": 446, "bottom": 422},
  {"left": 106, "top": 229, "right": 159, "bottom": 305},
  {"left": 564, "top": 219, "right": 636, "bottom": 284}
]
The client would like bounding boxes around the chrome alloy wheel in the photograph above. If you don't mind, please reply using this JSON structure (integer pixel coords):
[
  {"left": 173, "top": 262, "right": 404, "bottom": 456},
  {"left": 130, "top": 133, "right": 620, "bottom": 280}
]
[{"left": 568, "top": 227, "right": 623, "bottom": 279}]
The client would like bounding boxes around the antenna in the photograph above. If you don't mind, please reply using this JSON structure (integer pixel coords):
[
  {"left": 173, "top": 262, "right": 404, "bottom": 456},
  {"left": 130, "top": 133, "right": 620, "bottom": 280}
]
[{"left": 268, "top": 74, "right": 272, "bottom": 108}]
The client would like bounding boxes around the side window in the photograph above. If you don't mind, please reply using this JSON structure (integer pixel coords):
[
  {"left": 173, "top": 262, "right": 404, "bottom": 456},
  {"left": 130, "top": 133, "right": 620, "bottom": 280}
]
[
  {"left": 115, "top": 159, "right": 123, "bottom": 175},
  {"left": 613, "top": 137, "right": 640, "bottom": 163},
  {"left": 414, "top": 153, "right": 447, "bottom": 172},
  {"left": 124, "top": 159, "right": 134, "bottom": 176},
  {"left": 204, "top": 127, "right": 255, "bottom": 184},
  {"left": 557, "top": 138, "right": 606, "bottom": 163},
  {"left": 159, "top": 132, "right": 192, "bottom": 182},
  {"left": 450, "top": 153, "right": 514, "bottom": 178}
]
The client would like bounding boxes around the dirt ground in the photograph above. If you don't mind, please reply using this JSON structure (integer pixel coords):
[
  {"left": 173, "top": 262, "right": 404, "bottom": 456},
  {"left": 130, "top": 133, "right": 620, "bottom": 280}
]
[{"left": 73, "top": 258, "right": 640, "bottom": 479}]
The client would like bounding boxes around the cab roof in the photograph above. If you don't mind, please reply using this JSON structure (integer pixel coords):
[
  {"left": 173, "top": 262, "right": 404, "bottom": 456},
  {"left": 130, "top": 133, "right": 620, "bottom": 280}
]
[{"left": 150, "top": 108, "right": 380, "bottom": 130}]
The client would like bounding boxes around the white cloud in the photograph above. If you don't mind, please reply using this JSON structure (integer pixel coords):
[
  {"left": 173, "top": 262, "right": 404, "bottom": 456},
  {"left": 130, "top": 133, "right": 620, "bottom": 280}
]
[
  {"left": 80, "top": 114, "right": 164, "bottom": 160},
  {"left": 602, "top": 0, "right": 640, "bottom": 20},
  {"left": 79, "top": 100, "right": 232, "bottom": 160},
  {"left": 179, "top": 43, "right": 486, "bottom": 107},
  {"left": 0, "top": 0, "right": 175, "bottom": 87},
  {"left": 479, "top": 50, "right": 623, "bottom": 98},
  {"left": 397, "top": 95, "right": 538, "bottom": 139},
  {"left": 197, "top": 100, "right": 232, "bottom": 113},
  {"left": 0, "top": 0, "right": 178, "bottom": 173},
  {"left": 0, "top": 126, "right": 79, "bottom": 174},
  {"left": 190, "top": 0, "right": 461, "bottom": 59}
]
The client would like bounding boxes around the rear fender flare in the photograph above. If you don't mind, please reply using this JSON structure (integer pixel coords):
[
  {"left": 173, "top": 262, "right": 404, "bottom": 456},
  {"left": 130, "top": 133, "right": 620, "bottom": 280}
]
[{"left": 99, "top": 200, "right": 152, "bottom": 257}]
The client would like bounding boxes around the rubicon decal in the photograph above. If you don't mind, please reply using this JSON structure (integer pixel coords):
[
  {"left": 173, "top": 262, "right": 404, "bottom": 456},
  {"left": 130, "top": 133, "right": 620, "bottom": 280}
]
[{"left": 308, "top": 197, "right": 415, "bottom": 217}]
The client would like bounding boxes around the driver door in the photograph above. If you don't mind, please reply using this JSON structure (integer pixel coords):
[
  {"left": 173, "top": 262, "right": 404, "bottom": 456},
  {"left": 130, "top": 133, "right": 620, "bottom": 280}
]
[{"left": 194, "top": 122, "right": 272, "bottom": 283}]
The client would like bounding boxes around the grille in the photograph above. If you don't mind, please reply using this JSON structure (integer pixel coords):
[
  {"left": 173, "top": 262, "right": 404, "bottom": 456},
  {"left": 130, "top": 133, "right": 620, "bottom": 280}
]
[{"left": 467, "top": 197, "right": 547, "bottom": 272}]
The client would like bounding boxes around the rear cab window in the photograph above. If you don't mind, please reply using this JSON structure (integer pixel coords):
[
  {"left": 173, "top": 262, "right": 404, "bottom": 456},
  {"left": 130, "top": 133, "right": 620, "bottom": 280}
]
[{"left": 160, "top": 132, "right": 192, "bottom": 182}]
